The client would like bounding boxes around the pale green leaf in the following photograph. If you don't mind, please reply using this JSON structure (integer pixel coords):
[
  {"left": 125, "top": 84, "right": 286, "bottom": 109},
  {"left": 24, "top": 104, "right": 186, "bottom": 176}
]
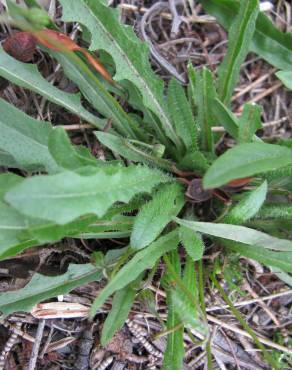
[
  {"left": 211, "top": 97, "right": 240, "bottom": 139},
  {"left": 21, "top": 215, "right": 98, "bottom": 244},
  {"left": 76, "top": 216, "right": 133, "bottom": 239},
  {"left": 218, "top": 0, "right": 259, "bottom": 105},
  {"left": 163, "top": 292, "right": 184, "bottom": 370},
  {"left": 6, "top": 166, "right": 171, "bottom": 225},
  {"left": 0, "top": 150, "right": 19, "bottom": 168},
  {"left": 0, "top": 98, "right": 59, "bottom": 173},
  {"left": 0, "top": 47, "right": 101, "bottom": 128},
  {"left": 269, "top": 266, "right": 292, "bottom": 287},
  {"left": 0, "top": 174, "right": 37, "bottom": 260},
  {"left": 59, "top": 0, "right": 181, "bottom": 147},
  {"left": 223, "top": 240, "right": 292, "bottom": 273},
  {"left": 90, "top": 230, "right": 179, "bottom": 316},
  {"left": 238, "top": 104, "right": 262, "bottom": 144},
  {"left": 96, "top": 132, "right": 151, "bottom": 163},
  {"left": 203, "top": 142, "right": 292, "bottom": 189},
  {"left": 179, "top": 226, "right": 204, "bottom": 261},
  {"left": 131, "top": 183, "right": 184, "bottom": 249},
  {"left": 224, "top": 181, "right": 267, "bottom": 224},
  {"left": 96, "top": 132, "right": 174, "bottom": 172},
  {"left": 276, "top": 71, "right": 292, "bottom": 89},
  {"left": 101, "top": 279, "right": 139, "bottom": 346},
  {"left": 175, "top": 219, "right": 292, "bottom": 252},
  {"left": 48, "top": 127, "right": 101, "bottom": 170},
  {"left": 212, "top": 98, "right": 262, "bottom": 143},
  {"left": 167, "top": 78, "right": 198, "bottom": 152},
  {"left": 0, "top": 263, "right": 102, "bottom": 318}
]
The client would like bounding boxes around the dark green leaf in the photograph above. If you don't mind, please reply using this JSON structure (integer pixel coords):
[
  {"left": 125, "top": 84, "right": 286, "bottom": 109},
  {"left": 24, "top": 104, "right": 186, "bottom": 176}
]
[
  {"left": 101, "top": 278, "right": 140, "bottom": 346},
  {"left": 211, "top": 98, "right": 239, "bottom": 139},
  {"left": 50, "top": 50, "right": 140, "bottom": 139},
  {"left": 203, "top": 142, "right": 292, "bottom": 189},
  {"left": 218, "top": 0, "right": 259, "bottom": 105}
]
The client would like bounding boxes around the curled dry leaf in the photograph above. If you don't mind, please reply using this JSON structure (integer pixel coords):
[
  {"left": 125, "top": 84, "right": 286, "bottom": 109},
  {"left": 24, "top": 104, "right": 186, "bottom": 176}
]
[
  {"left": 3, "top": 31, "right": 36, "bottom": 62},
  {"left": 31, "top": 302, "right": 89, "bottom": 319}
]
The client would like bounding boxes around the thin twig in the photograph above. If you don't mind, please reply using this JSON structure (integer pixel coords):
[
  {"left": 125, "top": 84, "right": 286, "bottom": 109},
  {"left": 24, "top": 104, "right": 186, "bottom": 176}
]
[
  {"left": 232, "top": 68, "right": 276, "bottom": 102},
  {"left": 28, "top": 319, "right": 46, "bottom": 370},
  {"left": 237, "top": 81, "right": 283, "bottom": 112},
  {"left": 140, "top": 2, "right": 186, "bottom": 83},
  {"left": 2, "top": 322, "right": 35, "bottom": 343},
  {"left": 168, "top": 0, "right": 183, "bottom": 37},
  {"left": 118, "top": 3, "right": 215, "bottom": 23},
  {"left": 206, "top": 314, "right": 292, "bottom": 355},
  {"left": 61, "top": 124, "right": 94, "bottom": 131},
  {"left": 206, "top": 289, "right": 292, "bottom": 312}
]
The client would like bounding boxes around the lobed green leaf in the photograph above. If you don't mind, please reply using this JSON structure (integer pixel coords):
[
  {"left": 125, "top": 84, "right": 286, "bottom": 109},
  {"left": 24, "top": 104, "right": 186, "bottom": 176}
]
[
  {"left": 0, "top": 263, "right": 102, "bottom": 318},
  {"left": 5, "top": 166, "right": 171, "bottom": 225},
  {"left": 0, "top": 47, "right": 101, "bottom": 128},
  {"left": 59, "top": 0, "right": 181, "bottom": 147}
]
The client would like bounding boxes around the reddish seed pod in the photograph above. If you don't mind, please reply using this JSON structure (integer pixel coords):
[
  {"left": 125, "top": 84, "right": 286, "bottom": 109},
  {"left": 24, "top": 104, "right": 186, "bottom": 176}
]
[{"left": 3, "top": 32, "right": 36, "bottom": 62}]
